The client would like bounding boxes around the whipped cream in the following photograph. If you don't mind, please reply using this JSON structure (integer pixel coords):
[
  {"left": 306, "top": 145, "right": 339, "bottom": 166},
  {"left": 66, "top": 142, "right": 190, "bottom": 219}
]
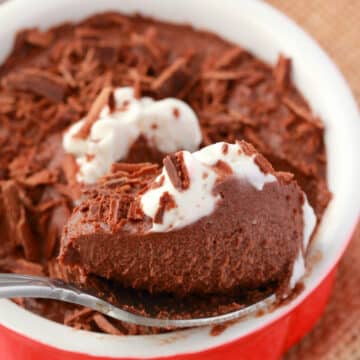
[
  {"left": 289, "top": 196, "right": 316, "bottom": 289},
  {"left": 63, "top": 87, "right": 201, "bottom": 183},
  {"left": 289, "top": 251, "right": 306, "bottom": 289},
  {"left": 140, "top": 142, "right": 276, "bottom": 232}
]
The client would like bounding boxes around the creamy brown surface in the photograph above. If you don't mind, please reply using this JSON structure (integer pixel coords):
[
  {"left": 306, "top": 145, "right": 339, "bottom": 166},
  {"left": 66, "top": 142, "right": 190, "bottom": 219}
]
[
  {"left": 61, "top": 145, "right": 305, "bottom": 298},
  {"left": 0, "top": 12, "right": 330, "bottom": 334}
]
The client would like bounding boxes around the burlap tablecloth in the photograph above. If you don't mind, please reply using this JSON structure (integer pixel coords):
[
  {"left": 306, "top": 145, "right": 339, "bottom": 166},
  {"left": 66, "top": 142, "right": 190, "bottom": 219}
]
[{"left": 265, "top": 1, "right": 360, "bottom": 359}]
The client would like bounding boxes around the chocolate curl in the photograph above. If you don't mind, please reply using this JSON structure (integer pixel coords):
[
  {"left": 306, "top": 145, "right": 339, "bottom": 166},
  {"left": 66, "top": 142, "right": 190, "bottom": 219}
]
[{"left": 2, "top": 68, "right": 68, "bottom": 102}]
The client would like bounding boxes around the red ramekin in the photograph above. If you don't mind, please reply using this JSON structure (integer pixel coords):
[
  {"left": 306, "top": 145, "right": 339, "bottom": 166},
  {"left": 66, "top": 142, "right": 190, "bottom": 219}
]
[{"left": 0, "top": 0, "right": 359, "bottom": 359}]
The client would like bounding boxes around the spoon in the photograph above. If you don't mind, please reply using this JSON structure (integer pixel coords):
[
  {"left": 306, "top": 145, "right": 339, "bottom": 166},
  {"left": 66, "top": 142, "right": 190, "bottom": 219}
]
[{"left": 0, "top": 273, "right": 276, "bottom": 328}]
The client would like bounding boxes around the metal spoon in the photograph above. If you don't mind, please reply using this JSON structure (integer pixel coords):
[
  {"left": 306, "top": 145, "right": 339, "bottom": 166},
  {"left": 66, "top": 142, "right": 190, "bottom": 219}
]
[{"left": 0, "top": 273, "right": 276, "bottom": 328}]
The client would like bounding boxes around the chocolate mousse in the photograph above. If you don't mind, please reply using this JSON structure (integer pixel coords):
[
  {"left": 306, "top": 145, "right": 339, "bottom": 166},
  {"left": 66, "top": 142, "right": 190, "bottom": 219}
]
[
  {"left": 60, "top": 141, "right": 314, "bottom": 298},
  {"left": 0, "top": 12, "right": 331, "bottom": 334}
]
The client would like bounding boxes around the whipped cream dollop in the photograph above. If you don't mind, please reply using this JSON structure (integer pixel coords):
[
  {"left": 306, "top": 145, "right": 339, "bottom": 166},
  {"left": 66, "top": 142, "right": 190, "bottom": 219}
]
[
  {"left": 140, "top": 142, "right": 277, "bottom": 232},
  {"left": 63, "top": 87, "right": 202, "bottom": 183},
  {"left": 289, "top": 198, "right": 316, "bottom": 289}
]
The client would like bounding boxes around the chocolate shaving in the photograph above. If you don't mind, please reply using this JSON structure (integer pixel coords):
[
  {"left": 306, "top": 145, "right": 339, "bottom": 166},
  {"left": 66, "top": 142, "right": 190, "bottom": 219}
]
[
  {"left": 111, "top": 162, "right": 158, "bottom": 174},
  {"left": 0, "top": 257, "right": 44, "bottom": 276},
  {"left": 73, "top": 86, "right": 113, "bottom": 139},
  {"left": 61, "top": 154, "right": 79, "bottom": 185},
  {"left": 93, "top": 314, "right": 123, "bottom": 335},
  {"left": 274, "top": 55, "right": 291, "bottom": 92},
  {"left": 108, "top": 198, "right": 121, "bottom": 224},
  {"left": 35, "top": 199, "right": 62, "bottom": 213},
  {"left": 1, "top": 181, "right": 39, "bottom": 261},
  {"left": 25, "top": 29, "right": 54, "bottom": 48},
  {"left": 163, "top": 153, "right": 190, "bottom": 191},
  {"left": 277, "top": 171, "right": 295, "bottom": 184},
  {"left": 282, "top": 96, "right": 324, "bottom": 128},
  {"left": 21, "top": 169, "right": 58, "bottom": 187},
  {"left": 214, "top": 47, "right": 244, "bottom": 69},
  {"left": 254, "top": 155, "right": 274, "bottom": 175},
  {"left": 151, "top": 57, "right": 191, "bottom": 97},
  {"left": 2, "top": 68, "right": 68, "bottom": 102},
  {"left": 127, "top": 200, "right": 145, "bottom": 221},
  {"left": 64, "top": 308, "right": 94, "bottom": 325},
  {"left": 202, "top": 70, "right": 257, "bottom": 81},
  {"left": 95, "top": 46, "right": 118, "bottom": 66},
  {"left": 154, "top": 192, "right": 177, "bottom": 224},
  {"left": 236, "top": 140, "right": 257, "bottom": 156}
]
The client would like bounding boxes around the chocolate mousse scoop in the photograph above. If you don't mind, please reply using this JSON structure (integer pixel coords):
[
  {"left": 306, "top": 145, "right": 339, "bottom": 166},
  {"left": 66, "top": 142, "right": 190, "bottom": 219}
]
[{"left": 60, "top": 141, "right": 316, "bottom": 298}]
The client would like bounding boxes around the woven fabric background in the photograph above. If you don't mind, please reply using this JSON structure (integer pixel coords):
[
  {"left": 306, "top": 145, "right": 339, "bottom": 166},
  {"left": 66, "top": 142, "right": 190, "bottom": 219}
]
[{"left": 265, "top": 1, "right": 360, "bottom": 359}]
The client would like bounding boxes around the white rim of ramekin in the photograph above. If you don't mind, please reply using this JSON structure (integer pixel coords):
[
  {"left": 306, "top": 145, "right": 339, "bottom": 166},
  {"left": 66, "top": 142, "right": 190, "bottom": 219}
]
[{"left": 0, "top": 0, "right": 359, "bottom": 358}]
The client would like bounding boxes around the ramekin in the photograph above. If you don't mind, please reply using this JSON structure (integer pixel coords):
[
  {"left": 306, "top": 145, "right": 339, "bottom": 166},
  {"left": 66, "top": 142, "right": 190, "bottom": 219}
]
[{"left": 0, "top": 0, "right": 359, "bottom": 359}]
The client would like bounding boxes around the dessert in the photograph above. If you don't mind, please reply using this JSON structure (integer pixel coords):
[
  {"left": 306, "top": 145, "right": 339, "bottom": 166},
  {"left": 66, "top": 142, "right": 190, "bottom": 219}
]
[
  {"left": 61, "top": 141, "right": 315, "bottom": 298},
  {"left": 0, "top": 12, "right": 331, "bottom": 334}
]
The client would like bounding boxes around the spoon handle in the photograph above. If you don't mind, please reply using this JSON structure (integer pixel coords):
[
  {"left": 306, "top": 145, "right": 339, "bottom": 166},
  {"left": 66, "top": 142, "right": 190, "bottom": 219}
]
[{"left": 0, "top": 273, "right": 87, "bottom": 301}]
